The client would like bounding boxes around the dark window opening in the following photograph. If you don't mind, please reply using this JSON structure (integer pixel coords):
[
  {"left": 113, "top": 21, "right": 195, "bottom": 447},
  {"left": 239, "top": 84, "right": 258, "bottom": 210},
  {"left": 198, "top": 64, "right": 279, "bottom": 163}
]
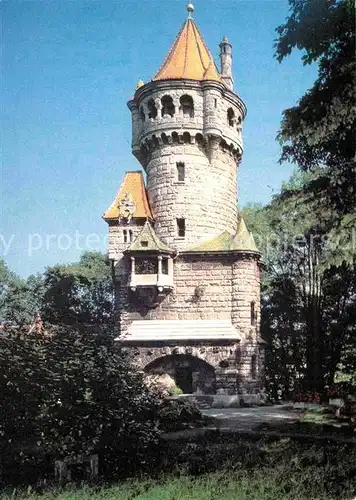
[
  {"left": 250, "top": 301, "right": 256, "bottom": 326},
  {"left": 135, "top": 259, "right": 158, "bottom": 275},
  {"left": 123, "top": 230, "right": 128, "bottom": 243},
  {"left": 147, "top": 99, "right": 157, "bottom": 119},
  {"left": 180, "top": 94, "right": 194, "bottom": 118},
  {"left": 195, "top": 133, "right": 204, "bottom": 146},
  {"left": 141, "top": 240, "right": 148, "bottom": 247},
  {"left": 129, "top": 230, "right": 133, "bottom": 242},
  {"left": 251, "top": 355, "right": 257, "bottom": 379},
  {"left": 162, "top": 259, "right": 168, "bottom": 275},
  {"left": 161, "top": 95, "right": 175, "bottom": 117},
  {"left": 161, "top": 133, "right": 169, "bottom": 144},
  {"left": 139, "top": 107, "right": 145, "bottom": 121},
  {"left": 177, "top": 162, "right": 185, "bottom": 182},
  {"left": 182, "top": 132, "right": 191, "bottom": 143},
  {"left": 172, "top": 131, "right": 179, "bottom": 143},
  {"left": 214, "top": 98, "right": 217, "bottom": 108},
  {"left": 177, "top": 218, "right": 185, "bottom": 238},
  {"left": 227, "top": 107, "right": 235, "bottom": 127}
]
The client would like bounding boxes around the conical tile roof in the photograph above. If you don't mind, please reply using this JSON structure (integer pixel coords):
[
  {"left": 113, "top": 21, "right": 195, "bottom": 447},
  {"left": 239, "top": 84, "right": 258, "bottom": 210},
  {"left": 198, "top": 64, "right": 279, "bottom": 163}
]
[{"left": 153, "top": 18, "right": 221, "bottom": 82}]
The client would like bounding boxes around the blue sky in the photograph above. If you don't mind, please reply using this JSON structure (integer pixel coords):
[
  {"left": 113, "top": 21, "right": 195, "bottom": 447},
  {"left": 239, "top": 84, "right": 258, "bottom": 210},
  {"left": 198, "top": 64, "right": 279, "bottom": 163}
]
[{"left": 1, "top": 0, "right": 316, "bottom": 277}]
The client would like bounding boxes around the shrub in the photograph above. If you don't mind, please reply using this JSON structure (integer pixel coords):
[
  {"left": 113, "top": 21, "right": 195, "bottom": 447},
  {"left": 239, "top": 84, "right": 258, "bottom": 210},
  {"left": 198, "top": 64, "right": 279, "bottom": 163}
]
[
  {"left": 0, "top": 326, "right": 162, "bottom": 484},
  {"left": 157, "top": 398, "right": 203, "bottom": 432}
]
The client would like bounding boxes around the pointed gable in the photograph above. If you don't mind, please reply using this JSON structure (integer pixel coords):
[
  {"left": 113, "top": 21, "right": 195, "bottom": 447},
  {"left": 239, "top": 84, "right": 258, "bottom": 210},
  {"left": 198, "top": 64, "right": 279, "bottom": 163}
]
[
  {"left": 187, "top": 218, "right": 259, "bottom": 253},
  {"left": 153, "top": 19, "right": 221, "bottom": 82},
  {"left": 126, "top": 220, "right": 174, "bottom": 254},
  {"left": 103, "top": 171, "right": 153, "bottom": 222}
]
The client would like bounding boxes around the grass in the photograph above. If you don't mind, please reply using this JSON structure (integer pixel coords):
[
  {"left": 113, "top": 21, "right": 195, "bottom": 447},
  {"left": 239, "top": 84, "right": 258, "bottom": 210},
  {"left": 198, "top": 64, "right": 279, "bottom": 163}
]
[
  {"left": 2, "top": 468, "right": 351, "bottom": 500},
  {"left": 2, "top": 434, "right": 356, "bottom": 499}
]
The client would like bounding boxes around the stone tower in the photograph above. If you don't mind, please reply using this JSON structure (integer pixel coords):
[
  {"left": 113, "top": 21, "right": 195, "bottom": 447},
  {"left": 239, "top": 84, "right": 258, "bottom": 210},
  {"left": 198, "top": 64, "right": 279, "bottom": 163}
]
[{"left": 104, "top": 4, "right": 264, "bottom": 399}]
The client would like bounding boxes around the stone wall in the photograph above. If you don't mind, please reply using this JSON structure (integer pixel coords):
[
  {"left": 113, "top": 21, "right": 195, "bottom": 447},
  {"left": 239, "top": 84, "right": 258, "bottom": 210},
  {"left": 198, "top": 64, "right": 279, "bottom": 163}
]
[{"left": 146, "top": 142, "right": 238, "bottom": 248}]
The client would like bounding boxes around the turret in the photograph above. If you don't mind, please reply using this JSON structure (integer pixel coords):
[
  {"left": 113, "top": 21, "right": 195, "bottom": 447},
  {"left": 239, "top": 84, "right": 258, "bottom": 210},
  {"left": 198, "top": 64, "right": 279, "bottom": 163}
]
[
  {"left": 219, "top": 36, "right": 233, "bottom": 90},
  {"left": 126, "top": 5, "right": 246, "bottom": 250}
]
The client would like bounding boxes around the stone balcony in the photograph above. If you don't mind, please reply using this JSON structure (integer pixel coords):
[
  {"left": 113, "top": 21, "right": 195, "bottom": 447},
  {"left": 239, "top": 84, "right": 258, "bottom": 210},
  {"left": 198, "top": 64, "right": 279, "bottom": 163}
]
[{"left": 129, "top": 272, "right": 173, "bottom": 292}]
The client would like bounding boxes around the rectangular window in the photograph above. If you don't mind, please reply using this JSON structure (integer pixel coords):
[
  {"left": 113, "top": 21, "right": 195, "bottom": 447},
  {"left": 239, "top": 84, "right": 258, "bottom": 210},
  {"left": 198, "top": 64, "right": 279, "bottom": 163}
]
[
  {"left": 214, "top": 98, "right": 217, "bottom": 108},
  {"left": 176, "top": 162, "right": 185, "bottom": 182},
  {"left": 162, "top": 258, "right": 168, "bottom": 275},
  {"left": 123, "top": 230, "right": 128, "bottom": 243},
  {"left": 177, "top": 218, "right": 185, "bottom": 238}
]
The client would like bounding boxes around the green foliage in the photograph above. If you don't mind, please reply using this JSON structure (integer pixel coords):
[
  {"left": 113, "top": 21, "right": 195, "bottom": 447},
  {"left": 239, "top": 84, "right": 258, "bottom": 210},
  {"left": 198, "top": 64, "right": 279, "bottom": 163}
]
[
  {"left": 5, "top": 436, "right": 356, "bottom": 499},
  {"left": 0, "top": 327, "right": 162, "bottom": 484},
  {"left": 157, "top": 398, "right": 203, "bottom": 432},
  {"left": 0, "top": 260, "right": 44, "bottom": 326},
  {"left": 275, "top": 0, "right": 356, "bottom": 267},
  {"left": 42, "top": 252, "right": 114, "bottom": 325},
  {"left": 168, "top": 385, "right": 183, "bottom": 396},
  {"left": 242, "top": 172, "right": 356, "bottom": 397},
  {"left": 0, "top": 252, "right": 114, "bottom": 327}
]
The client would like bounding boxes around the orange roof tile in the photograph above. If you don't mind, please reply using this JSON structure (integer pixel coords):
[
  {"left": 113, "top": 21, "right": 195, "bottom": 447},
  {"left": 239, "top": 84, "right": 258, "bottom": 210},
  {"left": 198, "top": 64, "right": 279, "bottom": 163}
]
[
  {"left": 153, "top": 18, "right": 221, "bottom": 82},
  {"left": 103, "top": 171, "right": 153, "bottom": 222}
]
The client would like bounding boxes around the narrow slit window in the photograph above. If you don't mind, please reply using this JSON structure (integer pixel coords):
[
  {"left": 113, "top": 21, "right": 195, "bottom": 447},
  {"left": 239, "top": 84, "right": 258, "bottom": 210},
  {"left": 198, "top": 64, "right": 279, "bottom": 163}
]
[
  {"left": 250, "top": 301, "right": 256, "bottom": 326},
  {"left": 214, "top": 98, "right": 217, "bottom": 108},
  {"left": 129, "top": 230, "right": 133, "bottom": 242},
  {"left": 177, "top": 162, "right": 185, "bottom": 182},
  {"left": 123, "top": 230, "right": 128, "bottom": 243},
  {"left": 251, "top": 355, "right": 257, "bottom": 379},
  {"left": 177, "top": 218, "right": 185, "bottom": 238}
]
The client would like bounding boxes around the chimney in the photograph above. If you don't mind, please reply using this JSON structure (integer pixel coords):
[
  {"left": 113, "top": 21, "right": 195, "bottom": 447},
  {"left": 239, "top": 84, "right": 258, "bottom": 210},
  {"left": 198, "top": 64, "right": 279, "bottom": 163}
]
[{"left": 219, "top": 36, "right": 233, "bottom": 90}]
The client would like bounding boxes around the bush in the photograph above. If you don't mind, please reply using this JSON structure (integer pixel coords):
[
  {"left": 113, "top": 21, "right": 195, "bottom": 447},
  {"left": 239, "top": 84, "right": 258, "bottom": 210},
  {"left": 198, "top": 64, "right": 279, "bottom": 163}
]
[
  {"left": 168, "top": 385, "right": 183, "bottom": 396},
  {"left": 157, "top": 398, "right": 203, "bottom": 432},
  {"left": 0, "top": 326, "right": 162, "bottom": 484}
]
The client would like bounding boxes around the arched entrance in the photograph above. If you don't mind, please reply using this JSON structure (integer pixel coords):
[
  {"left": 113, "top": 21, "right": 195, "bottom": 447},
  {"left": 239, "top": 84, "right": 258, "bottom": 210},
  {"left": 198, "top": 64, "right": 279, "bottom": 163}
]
[{"left": 144, "top": 354, "right": 216, "bottom": 394}]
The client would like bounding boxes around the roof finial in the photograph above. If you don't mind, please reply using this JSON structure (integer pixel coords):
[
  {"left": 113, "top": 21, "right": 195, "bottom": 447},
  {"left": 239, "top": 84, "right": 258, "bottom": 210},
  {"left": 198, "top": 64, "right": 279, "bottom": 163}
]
[{"left": 186, "top": 3, "right": 194, "bottom": 19}]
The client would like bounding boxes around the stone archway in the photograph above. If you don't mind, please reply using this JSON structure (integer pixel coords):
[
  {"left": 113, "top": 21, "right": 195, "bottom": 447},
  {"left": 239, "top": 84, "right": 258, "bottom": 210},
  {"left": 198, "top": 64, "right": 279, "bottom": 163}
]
[{"left": 144, "top": 354, "right": 216, "bottom": 394}]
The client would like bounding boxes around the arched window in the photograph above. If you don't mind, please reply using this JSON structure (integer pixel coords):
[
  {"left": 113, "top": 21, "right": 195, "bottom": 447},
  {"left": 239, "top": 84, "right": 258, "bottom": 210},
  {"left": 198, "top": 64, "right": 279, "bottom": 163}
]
[
  {"left": 172, "top": 131, "right": 179, "bottom": 143},
  {"left": 147, "top": 99, "right": 157, "bottom": 119},
  {"left": 250, "top": 301, "right": 256, "bottom": 326},
  {"left": 227, "top": 107, "right": 235, "bottom": 127},
  {"left": 161, "top": 95, "right": 175, "bottom": 117},
  {"left": 161, "top": 133, "right": 169, "bottom": 144},
  {"left": 182, "top": 132, "right": 191, "bottom": 144},
  {"left": 195, "top": 133, "right": 204, "bottom": 146},
  {"left": 180, "top": 94, "right": 194, "bottom": 118}
]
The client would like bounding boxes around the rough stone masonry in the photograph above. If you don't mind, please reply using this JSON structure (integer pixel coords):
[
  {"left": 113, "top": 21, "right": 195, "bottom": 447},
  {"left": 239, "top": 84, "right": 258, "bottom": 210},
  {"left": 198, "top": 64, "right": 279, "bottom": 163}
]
[{"left": 103, "top": 4, "right": 265, "bottom": 397}]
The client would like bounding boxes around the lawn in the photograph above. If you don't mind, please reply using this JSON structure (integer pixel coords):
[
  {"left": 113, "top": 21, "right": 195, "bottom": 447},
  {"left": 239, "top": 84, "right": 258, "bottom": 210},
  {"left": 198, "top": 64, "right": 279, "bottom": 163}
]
[
  {"left": 2, "top": 434, "right": 356, "bottom": 500},
  {"left": 1, "top": 469, "right": 352, "bottom": 500}
]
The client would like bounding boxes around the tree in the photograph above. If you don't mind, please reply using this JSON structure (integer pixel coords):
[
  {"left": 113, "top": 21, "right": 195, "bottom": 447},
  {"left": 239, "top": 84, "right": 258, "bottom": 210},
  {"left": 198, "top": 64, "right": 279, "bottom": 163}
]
[
  {"left": 42, "top": 251, "right": 114, "bottom": 325},
  {"left": 243, "top": 172, "right": 356, "bottom": 396},
  {"left": 275, "top": 0, "right": 356, "bottom": 267},
  {"left": 0, "top": 259, "right": 43, "bottom": 326}
]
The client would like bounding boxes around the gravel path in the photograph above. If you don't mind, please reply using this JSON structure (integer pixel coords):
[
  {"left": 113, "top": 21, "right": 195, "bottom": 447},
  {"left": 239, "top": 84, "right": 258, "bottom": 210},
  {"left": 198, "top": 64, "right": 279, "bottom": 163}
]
[{"left": 201, "top": 405, "right": 301, "bottom": 430}]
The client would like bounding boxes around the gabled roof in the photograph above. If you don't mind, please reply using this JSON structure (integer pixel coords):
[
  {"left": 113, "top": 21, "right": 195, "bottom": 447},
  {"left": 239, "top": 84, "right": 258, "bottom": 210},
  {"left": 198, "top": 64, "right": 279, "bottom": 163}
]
[
  {"left": 103, "top": 171, "right": 153, "bottom": 222},
  {"left": 152, "top": 18, "right": 221, "bottom": 83},
  {"left": 187, "top": 217, "right": 259, "bottom": 253},
  {"left": 126, "top": 220, "right": 174, "bottom": 254}
]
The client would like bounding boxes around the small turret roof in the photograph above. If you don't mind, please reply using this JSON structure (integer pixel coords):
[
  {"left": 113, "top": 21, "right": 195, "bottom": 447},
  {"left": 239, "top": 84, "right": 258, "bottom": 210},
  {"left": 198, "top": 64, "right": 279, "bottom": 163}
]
[
  {"left": 187, "top": 217, "right": 259, "bottom": 253},
  {"left": 126, "top": 220, "right": 174, "bottom": 254},
  {"left": 103, "top": 171, "right": 153, "bottom": 222},
  {"left": 152, "top": 17, "right": 221, "bottom": 83}
]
